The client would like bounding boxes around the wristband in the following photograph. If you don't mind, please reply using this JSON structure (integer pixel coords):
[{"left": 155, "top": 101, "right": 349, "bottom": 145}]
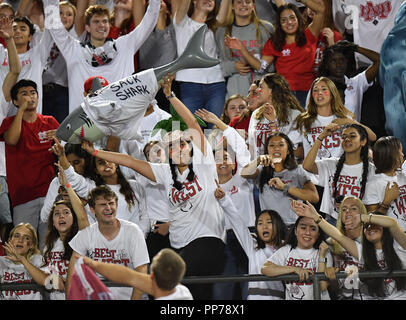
[
  {"left": 92, "top": 149, "right": 99, "bottom": 157},
  {"left": 315, "top": 214, "right": 323, "bottom": 224},
  {"left": 166, "top": 91, "right": 176, "bottom": 99},
  {"left": 318, "top": 258, "right": 327, "bottom": 263},
  {"left": 65, "top": 184, "right": 71, "bottom": 189}
]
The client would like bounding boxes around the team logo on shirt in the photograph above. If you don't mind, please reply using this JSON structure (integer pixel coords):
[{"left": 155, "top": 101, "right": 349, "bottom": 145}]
[
  {"left": 359, "top": 1, "right": 392, "bottom": 24},
  {"left": 282, "top": 49, "right": 291, "bottom": 57},
  {"left": 389, "top": 184, "right": 406, "bottom": 222},
  {"left": 169, "top": 176, "right": 203, "bottom": 211}
]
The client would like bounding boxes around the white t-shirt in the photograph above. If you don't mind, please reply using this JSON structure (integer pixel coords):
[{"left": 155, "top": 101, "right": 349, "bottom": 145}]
[
  {"left": 268, "top": 244, "right": 332, "bottom": 300},
  {"left": 219, "top": 195, "right": 285, "bottom": 300},
  {"left": 332, "top": 0, "right": 404, "bottom": 67},
  {"left": 42, "top": 238, "right": 69, "bottom": 300},
  {"left": 355, "top": 241, "right": 406, "bottom": 300},
  {"left": 248, "top": 108, "right": 302, "bottom": 159},
  {"left": 344, "top": 71, "right": 373, "bottom": 122},
  {"left": 0, "top": 30, "right": 54, "bottom": 115},
  {"left": 44, "top": 0, "right": 160, "bottom": 114},
  {"left": 363, "top": 172, "right": 406, "bottom": 231},
  {"left": 69, "top": 219, "right": 150, "bottom": 300},
  {"left": 316, "top": 158, "right": 375, "bottom": 219},
  {"left": 173, "top": 13, "right": 224, "bottom": 84},
  {"left": 149, "top": 139, "right": 226, "bottom": 249},
  {"left": 0, "top": 254, "right": 43, "bottom": 300},
  {"left": 155, "top": 284, "right": 193, "bottom": 300},
  {"left": 64, "top": 165, "right": 150, "bottom": 237}
]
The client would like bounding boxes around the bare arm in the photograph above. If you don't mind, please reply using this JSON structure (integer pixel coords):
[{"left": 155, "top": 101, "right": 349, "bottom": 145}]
[
  {"left": 3, "top": 98, "right": 29, "bottom": 146},
  {"left": 133, "top": 0, "right": 146, "bottom": 26},
  {"left": 356, "top": 46, "right": 380, "bottom": 84},
  {"left": 291, "top": 200, "right": 359, "bottom": 259},
  {"left": 301, "top": 0, "right": 325, "bottom": 38},
  {"left": 216, "top": 0, "right": 231, "bottom": 25},
  {"left": 161, "top": 74, "right": 206, "bottom": 155},
  {"left": 261, "top": 260, "right": 314, "bottom": 282},
  {"left": 81, "top": 140, "right": 157, "bottom": 182},
  {"left": 271, "top": 179, "right": 319, "bottom": 203},
  {"left": 74, "top": 0, "right": 88, "bottom": 37},
  {"left": 130, "top": 264, "right": 148, "bottom": 299},
  {"left": 82, "top": 257, "right": 154, "bottom": 294},
  {"left": 1, "top": 17, "right": 20, "bottom": 102},
  {"left": 173, "top": 0, "right": 191, "bottom": 24}
]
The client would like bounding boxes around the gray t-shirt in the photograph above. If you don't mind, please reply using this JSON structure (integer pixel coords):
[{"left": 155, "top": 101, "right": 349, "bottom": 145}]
[{"left": 256, "top": 165, "right": 310, "bottom": 225}]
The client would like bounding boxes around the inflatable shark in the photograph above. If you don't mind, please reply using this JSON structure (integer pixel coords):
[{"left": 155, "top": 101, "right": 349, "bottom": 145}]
[
  {"left": 56, "top": 25, "right": 220, "bottom": 144},
  {"left": 379, "top": 1, "right": 406, "bottom": 149}
]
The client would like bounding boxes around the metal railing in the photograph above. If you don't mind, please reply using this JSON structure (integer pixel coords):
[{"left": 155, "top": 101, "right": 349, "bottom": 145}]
[{"left": 2, "top": 270, "right": 406, "bottom": 300}]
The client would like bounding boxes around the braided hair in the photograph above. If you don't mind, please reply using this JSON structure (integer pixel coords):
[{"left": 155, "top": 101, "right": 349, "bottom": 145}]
[{"left": 332, "top": 124, "right": 369, "bottom": 201}]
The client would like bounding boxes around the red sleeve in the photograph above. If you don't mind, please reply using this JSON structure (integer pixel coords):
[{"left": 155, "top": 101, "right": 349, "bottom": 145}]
[
  {"left": 305, "top": 27, "right": 318, "bottom": 45},
  {"left": 108, "top": 26, "right": 122, "bottom": 39},
  {"left": 47, "top": 116, "right": 60, "bottom": 128},
  {"left": 229, "top": 116, "right": 240, "bottom": 128},
  {"left": 261, "top": 38, "right": 277, "bottom": 57},
  {"left": 0, "top": 117, "right": 14, "bottom": 141},
  {"left": 334, "top": 30, "right": 344, "bottom": 42}
]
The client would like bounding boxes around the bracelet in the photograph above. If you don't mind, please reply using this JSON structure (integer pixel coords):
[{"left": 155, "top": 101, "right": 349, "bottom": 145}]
[
  {"left": 318, "top": 257, "right": 327, "bottom": 263},
  {"left": 165, "top": 91, "right": 176, "bottom": 100},
  {"left": 283, "top": 184, "right": 290, "bottom": 196},
  {"left": 65, "top": 184, "right": 71, "bottom": 189},
  {"left": 315, "top": 214, "right": 323, "bottom": 224},
  {"left": 92, "top": 149, "right": 99, "bottom": 157},
  {"left": 368, "top": 213, "right": 373, "bottom": 224}
]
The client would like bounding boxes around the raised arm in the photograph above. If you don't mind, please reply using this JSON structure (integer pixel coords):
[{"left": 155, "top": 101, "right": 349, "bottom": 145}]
[
  {"left": 3, "top": 98, "right": 29, "bottom": 146},
  {"left": 301, "top": 0, "right": 325, "bottom": 38},
  {"left": 1, "top": 17, "right": 20, "bottom": 102},
  {"left": 74, "top": 0, "right": 88, "bottom": 37},
  {"left": 56, "top": 162, "right": 90, "bottom": 230},
  {"left": 290, "top": 200, "right": 359, "bottom": 259},
  {"left": 172, "top": 0, "right": 191, "bottom": 24},
  {"left": 162, "top": 74, "right": 206, "bottom": 155},
  {"left": 81, "top": 140, "right": 157, "bottom": 182},
  {"left": 356, "top": 46, "right": 380, "bottom": 84},
  {"left": 302, "top": 122, "right": 341, "bottom": 174}
]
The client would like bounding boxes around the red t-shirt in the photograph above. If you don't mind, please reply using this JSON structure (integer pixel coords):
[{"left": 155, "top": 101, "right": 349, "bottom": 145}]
[
  {"left": 229, "top": 114, "right": 251, "bottom": 135},
  {"left": 0, "top": 114, "right": 59, "bottom": 207},
  {"left": 262, "top": 28, "right": 318, "bottom": 91}
]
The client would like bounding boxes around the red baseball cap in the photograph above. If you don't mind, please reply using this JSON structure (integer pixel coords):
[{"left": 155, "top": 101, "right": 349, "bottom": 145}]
[{"left": 84, "top": 76, "right": 109, "bottom": 93}]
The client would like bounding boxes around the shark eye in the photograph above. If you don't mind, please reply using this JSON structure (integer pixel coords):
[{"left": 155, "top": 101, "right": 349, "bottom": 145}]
[{"left": 66, "top": 124, "right": 71, "bottom": 131}]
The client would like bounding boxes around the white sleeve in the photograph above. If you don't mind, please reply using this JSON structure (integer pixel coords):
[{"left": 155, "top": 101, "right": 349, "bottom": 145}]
[
  {"left": 128, "top": 224, "right": 150, "bottom": 267},
  {"left": 315, "top": 158, "right": 337, "bottom": 182},
  {"left": 131, "top": 181, "right": 150, "bottom": 238},
  {"left": 362, "top": 177, "right": 382, "bottom": 205},
  {"left": 64, "top": 165, "right": 95, "bottom": 198},
  {"left": 218, "top": 194, "right": 254, "bottom": 257},
  {"left": 116, "top": 0, "right": 160, "bottom": 53},
  {"left": 43, "top": 0, "right": 79, "bottom": 61},
  {"left": 40, "top": 177, "right": 61, "bottom": 223},
  {"left": 223, "top": 126, "right": 251, "bottom": 169},
  {"left": 68, "top": 228, "right": 90, "bottom": 255},
  {"left": 268, "top": 246, "right": 288, "bottom": 265}
]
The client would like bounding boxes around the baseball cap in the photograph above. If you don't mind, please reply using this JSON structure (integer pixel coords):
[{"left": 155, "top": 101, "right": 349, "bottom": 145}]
[{"left": 83, "top": 76, "right": 109, "bottom": 93}]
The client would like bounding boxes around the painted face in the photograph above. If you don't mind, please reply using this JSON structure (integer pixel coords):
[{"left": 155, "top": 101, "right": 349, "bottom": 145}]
[
  {"left": 215, "top": 150, "right": 234, "bottom": 176},
  {"left": 9, "top": 226, "right": 33, "bottom": 257},
  {"left": 327, "top": 52, "right": 348, "bottom": 78},
  {"left": 12, "top": 21, "right": 32, "bottom": 47},
  {"left": 340, "top": 198, "right": 361, "bottom": 230},
  {"left": 257, "top": 79, "right": 272, "bottom": 105},
  {"left": 95, "top": 158, "right": 117, "bottom": 178},
  {"left": 232, "top": 0, "right": 254, "bottom": 18},
  {"left": 247, "top": 83, "right": 260, "bottom": 110},
  {"left": 295, "top": 217, "right": 320, "bottom": 249},
  {"left": 145, "top": 143, "right": 166, "bottom": 163},
  {"left": 256, "top": 212, "right": 274, "bottom": 243},
  {"left": 14, "top": 86, "right": 38, "bottom": 111},
  {"left": 92, "top": 196, "right": 117, "bottom": 223},
  {"left": 280, "top": 9, "right": 298, "bottom": 35},
  {"left": 312, "top": 81, "right": 331, "bottom": 107},
  {"left": 53, "top": 204, "right": 74, "bottom": 234},
  {"left": 60, "top": 4, "right": 75, "bottom": 30},
  {"left": 169, "top": 139, "right": 192, "bottom": 166},
  {"left": 267, "top": 135, "right": 289, "bottom": 163},
  {"left": 67, "top": 153, "right": 86, "bottom": 175},
  {"left": 341, "top": 127, "right": 366, "bottom": 154},
  {"left": 86, "top": 13, "right": 110, "bottom": 42},
  {"left": 225, "top": 97, "right": 248, "bottom": 121}
]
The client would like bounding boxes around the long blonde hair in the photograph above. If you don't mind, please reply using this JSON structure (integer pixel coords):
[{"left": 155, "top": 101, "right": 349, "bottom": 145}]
[
  {"left": 8, "top": 223, "right": 41, "bottom": 261},
  {"left": 295, "top": 77, "right": 354, "bottom": 134},
  {"left": 330, "top": 196, "right": 367, "bottom": 255}
]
